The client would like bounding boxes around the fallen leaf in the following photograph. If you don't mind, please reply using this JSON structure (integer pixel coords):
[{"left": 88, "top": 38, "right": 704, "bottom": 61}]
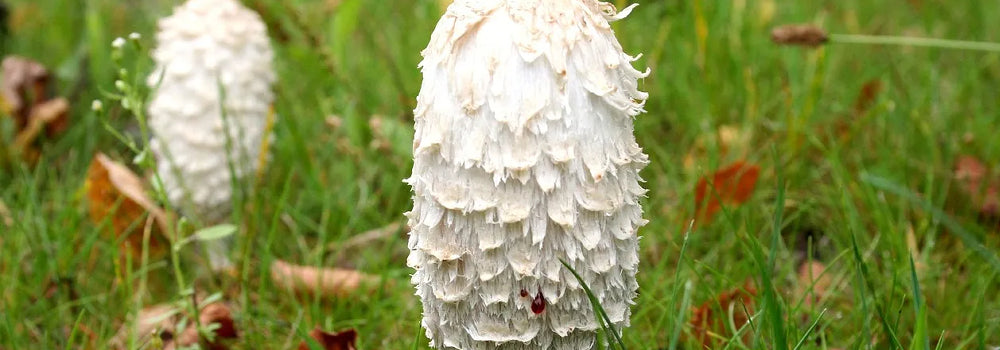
[
  {"left": 0, "top": 56, "right": 70, "bottom": 161},
  {"left": 175, "top": 303, "right": 238, "bottom": 350},
  {"left": 11, "top": 97, "right": 68, "bottom": 152},
  {"left": 853, "top": 80, "right": 883, "bottom": 116},
  {"left": 85, "top": 153, "right": 171, "bottom": 260},
  {"left": 831, "top": 79, "right": 883, "bottom": 142},
  {"left": 954, "top": 155, "right": 1000, "bottom": 220},
  {"left": 298, "top": 327, "right": 358, "bottom": 350},
  {"left": 694, "top": 162, "right": 760, "bottom": 224},
  {"left": 689, "top": 282, "right": 757, "bottom": 348},
  {"left": 0, "top": 56, "right": 49, "bottom": 127},
  {"left": 111, "top": 301, "right": 237, "bottom": 350},
  {"left": 682, "top": 125, "right": 750, "bottom": 172},
  {"left": 771, "top": 24, "right": 829, "bottom": 47},
  {"left": 795, "top": 261, "right": 832, "bottom": 308},
  {"left": 271, "top": 260, "right": 382, "bottom": 298}
]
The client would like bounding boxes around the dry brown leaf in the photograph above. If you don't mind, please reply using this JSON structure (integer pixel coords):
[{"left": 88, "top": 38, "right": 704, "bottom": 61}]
[
  {"left": 694, "top": 162, "right": 761, "bottom": 224},
  {"left": 85, "top": 153, "right": 171, "bottom": 259},
  {"left": 853, "top": 80, "right": 883, "bottom": 116},
  {"left": 298, "top": 327, "right": 358, "bottom": 350},
  {"left": 1, "top": 56, "right": 49, "bottom": 125},
  {"left": 954, "top": 155, "right": 1000, "bottom": 220},
  {"left": 795, "top": 261, "right": 832, "bottom": 308},
  {"left": 175, "top": 303, "right": 238, "bottom": 350},
  {"left": 771, "top": 24, "right": 829, "bottom": 47},
  {"left": 271, "top": 260, "right": 382, "bottom": 298},
  {"left": 111, "top": 302, "right": 237, "bottom": 350},
  {"left": 689, "top": 281, "right": 757, "bottom": 348},
  {"left": 831, "top": 79, "right": 883, "bottom": 142},
  {"left": 11, "top": 97, "right": 67, "bottom": 152},
  {"left": 1, "top": 56, "right": 70, "bottom": 161}
]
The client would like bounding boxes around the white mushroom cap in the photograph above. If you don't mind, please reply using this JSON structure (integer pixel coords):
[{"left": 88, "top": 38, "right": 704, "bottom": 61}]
[
  {"left": 406, "top": 0, "right": 649, "bottom": 349},
  {"left": 147, "top": 0, "right": 275, "bottom": 223}
]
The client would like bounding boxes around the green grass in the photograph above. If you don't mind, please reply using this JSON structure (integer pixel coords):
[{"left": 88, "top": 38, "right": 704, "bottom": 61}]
[{"left": 2, "top": 0, "right": 1000, "bottom": 348}]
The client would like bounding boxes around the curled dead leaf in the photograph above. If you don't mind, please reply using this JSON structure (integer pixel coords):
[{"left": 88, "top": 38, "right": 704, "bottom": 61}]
[
  {"left": 271, "top": 260, "right": 382, "bottom": 298},
  {"left": 12, "top": 97, "right": 67, "bottom": 152},
  {"left": 853, "top": 80, "right": 883, "bottom": 116},
  {"left": 694, "top": 162, "right": 761, "bottom": 224},
  {"left": 85, "top": 153, "right": 171, "bottom": 259},
  {"left": 176, "top": 303, "right": 238, "bottom": 350},
  {"left": 298, "top": 327, "right": 358, "bottom": 350},
  {"left": 111, "top": 301, "right": 237, "bottom": 350},
  {"left": 1, "top": 56, "right": 49, "bottom": 125},
  {"left": 771, "top": 24, "right": 829, "bottom": 47},
  {"left": 796, "top": 261, "right": 832, "bottom": 308},
  {"left": 1, "top": 56, "right": 70, "bottom": 161},
  {"left": 954, "top": 155, "right": 1000, "bottom": 220},
  {"left": 689, "top": 281, "right": 757, "bottom": 348}
]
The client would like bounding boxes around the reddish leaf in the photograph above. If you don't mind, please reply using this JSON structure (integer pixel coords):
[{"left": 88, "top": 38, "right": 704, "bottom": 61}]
[
  {"left": 689, "top": 282, "right": 757, "bottom": 347},
  {"left": 1, "top": 56, "right": 70, "bottom": 162},
  {"left": 853, "top": 80, "right": 883, "bottom": 116},
  {"left": 1, "top": 56, "right": 50, "bottom": 128},
  {"left": 954, "top": 155, "right": 1000, "bottom": 220},
  {"left": 694, "top": 162, "right": 761, "bottom": 223},
  {"left": 831, "top": 79, "right": 883, "bottom": 143},
  {"left": 175, "top": 303, "right": 238, "bottom": 350},
  {"left": 298, "top": 327, "right": 358, "bottom": 350},
  {"left": 111, "top": 301, "right": 237, "bottom": 350},
  {"left": 85, "top": 153, "right": 171, "bottom": 260}
]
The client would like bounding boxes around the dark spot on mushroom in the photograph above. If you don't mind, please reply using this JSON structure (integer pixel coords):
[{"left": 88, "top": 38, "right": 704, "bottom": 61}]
[
  {"left": 531, "top": 289, "right": 546, "bottom": 314},
  {"left": 520, "top": 289, "right": 529, "bottom": 298}
]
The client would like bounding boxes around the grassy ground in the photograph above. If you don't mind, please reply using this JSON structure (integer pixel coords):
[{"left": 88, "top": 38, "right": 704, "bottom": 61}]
[{"left": 2, "top": 0, "right": 999, "bottom": 348}]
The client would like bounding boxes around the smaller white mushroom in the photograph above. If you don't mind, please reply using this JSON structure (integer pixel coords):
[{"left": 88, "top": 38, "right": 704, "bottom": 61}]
[{"left": 147, "top": 0, "right": 275, "bottom": 270}]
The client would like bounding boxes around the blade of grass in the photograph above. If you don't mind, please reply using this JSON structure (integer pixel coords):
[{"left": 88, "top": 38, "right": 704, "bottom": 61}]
[
  {"left": 761, "top": 156, "right": 788, "bottom": 350},
  {"left": 908, "top": 255, "right": 930, "bottom": 350},
  {"left": 667, "top": 223, "right": 693, "bottom": 350},
  {"left": 849, "top": 234, "right": 903, "bottom": 349},
  {"left": 792, "top": 308, "right": 827, "bottom": 350},
  {"left": 560, "top": 259, "right": 627, "bottom": 350},
  {"left": 860, "top": 173, "right": 1000, "bottom": 273}
]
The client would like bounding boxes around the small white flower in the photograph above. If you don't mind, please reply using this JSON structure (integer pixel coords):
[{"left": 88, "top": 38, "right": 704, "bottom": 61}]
[
  {"left": 91, "top": 100, "right": 103, "bottom": 112},
  {"left": 111, "top": 37, "right": 126, "bottom": 49},
  {"left": 114, "top": 80, "right": 128, "bottom": 92},
  {"left": 128, "top": 32, "right": 141, "bottom": 40}
]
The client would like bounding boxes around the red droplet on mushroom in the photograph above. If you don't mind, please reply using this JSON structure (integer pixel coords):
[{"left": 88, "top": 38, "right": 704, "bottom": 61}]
[
  {"left": 531, "top": 289, "right": 546, "bottom": 314},
  {"left": 520, "top": 289, "right": 529, "bottom": 298}
]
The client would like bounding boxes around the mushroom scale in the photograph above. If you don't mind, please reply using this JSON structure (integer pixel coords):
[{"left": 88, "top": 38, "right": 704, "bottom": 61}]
[{"left": 406, "top": 0, "right": 649, "bottom": 348}]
